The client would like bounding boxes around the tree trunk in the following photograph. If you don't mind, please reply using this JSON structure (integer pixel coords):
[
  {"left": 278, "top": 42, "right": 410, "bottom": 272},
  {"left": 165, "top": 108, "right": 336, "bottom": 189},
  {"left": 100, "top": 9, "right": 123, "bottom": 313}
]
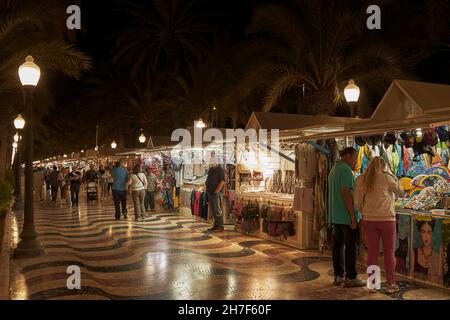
[{"left": 305, "top": 86, "right": 336, "bottom": 115}]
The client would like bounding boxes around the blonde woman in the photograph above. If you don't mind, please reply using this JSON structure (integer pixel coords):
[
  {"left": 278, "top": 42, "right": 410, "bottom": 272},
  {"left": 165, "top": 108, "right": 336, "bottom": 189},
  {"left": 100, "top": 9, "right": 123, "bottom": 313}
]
[{"left": 354, "top": 156, "right": 404, "bottom": 294}]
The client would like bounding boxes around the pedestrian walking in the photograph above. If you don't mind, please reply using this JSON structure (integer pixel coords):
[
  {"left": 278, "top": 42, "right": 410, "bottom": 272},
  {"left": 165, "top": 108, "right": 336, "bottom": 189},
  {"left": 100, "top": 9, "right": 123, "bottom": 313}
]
[
  {"left": 354, "top": 156, "right": 404, "bottom": 294},
  {"left": 59, "top": 167, "right": 69, "bottom": 204},
  {"left": 328, "top": 147, "right": 366, "bottom": 287},
  {"left": 129, "top": 165, "right": 147, "bottom": 221},
  {"left": 111, "top": 161, "right": 129, "bottom": 220},
  {"left": 48, "top": 166, "right": 60, "bottom": 202},
  {"left": 145, "top": 167, "right": 157, "bottom": 211},
  {"left": 107, "top": 166, "right": 114, "bottom": 198},
  {"left": 69, "top": 167, "right": 82, "bottom": 206},
  {"left": 99, "top": 165, "right": 109, "bottom": 200}
]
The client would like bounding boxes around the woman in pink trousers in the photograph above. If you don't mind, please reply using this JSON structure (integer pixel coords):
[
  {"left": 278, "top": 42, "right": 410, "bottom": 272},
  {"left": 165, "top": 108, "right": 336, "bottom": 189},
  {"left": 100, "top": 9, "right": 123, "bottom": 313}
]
[{"left": 355, "top": 156, "right": 404, "bottom": 294}]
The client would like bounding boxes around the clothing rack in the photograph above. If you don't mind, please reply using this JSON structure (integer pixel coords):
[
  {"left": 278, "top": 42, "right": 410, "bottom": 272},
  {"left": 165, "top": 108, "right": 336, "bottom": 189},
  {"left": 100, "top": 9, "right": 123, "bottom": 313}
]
[{"left": 237, "top": 193, "right": 293, "bottom": 207}]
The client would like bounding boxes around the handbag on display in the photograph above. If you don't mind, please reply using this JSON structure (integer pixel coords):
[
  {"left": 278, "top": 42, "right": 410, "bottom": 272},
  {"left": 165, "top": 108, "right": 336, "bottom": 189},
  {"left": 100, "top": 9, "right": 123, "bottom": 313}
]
[
  {"left": 266, "top": 206, "right": 283, "bottom": 222},
  {"left": 252, "top": 168, "right": 264, "bottom": 181},
  {"left": 238, "top": 164, "right": 251, "bottom": 174}
]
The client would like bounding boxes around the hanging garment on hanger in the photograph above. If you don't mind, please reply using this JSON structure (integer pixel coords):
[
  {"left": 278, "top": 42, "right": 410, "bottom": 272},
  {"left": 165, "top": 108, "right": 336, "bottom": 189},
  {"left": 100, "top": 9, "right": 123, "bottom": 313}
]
[
  {"left": 292, "top": 186, "right": 314, "bottom": 213},
  {"left": 403, "top": 146, "right": 412, "bottom": 173},
  {"left": 194, "top": 191, "right": 202, "bottom": 216},
  {"left": 190, "top": 189, "right": 196, "bottom": 215},
  {"left": 391, "top": 145, "right": 400, "bottom": 176},
  {"left": 201, "top": 192, "right": 208, "bottom": 220},
  {"left": 355, "top": 145, "right": 364, "bottom": 174},
  {"left": 295, "top": 143, "right": 317, "bottom": 182},
  {"left": 361, "top": 145, "right": 372, "bottom": 172},
  {"left": 395, "top": 143, "right": 405, "bottom": 177}
]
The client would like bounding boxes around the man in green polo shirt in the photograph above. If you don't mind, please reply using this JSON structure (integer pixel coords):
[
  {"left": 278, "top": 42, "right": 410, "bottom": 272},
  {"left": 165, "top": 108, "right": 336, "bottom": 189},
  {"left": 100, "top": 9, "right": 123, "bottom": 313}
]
[{"left": 328, "top": 147, "right": 365, "bottom": 287}]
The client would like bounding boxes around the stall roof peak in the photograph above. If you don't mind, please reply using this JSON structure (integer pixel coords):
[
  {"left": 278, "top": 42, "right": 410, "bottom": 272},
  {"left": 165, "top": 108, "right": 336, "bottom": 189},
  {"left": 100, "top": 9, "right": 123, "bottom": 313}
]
[
  {"left": 246, "top": 111, "right": 362, "bottom": 132},
  {"left": 370, "top": 80, "right": 450, "bottom": 123}
]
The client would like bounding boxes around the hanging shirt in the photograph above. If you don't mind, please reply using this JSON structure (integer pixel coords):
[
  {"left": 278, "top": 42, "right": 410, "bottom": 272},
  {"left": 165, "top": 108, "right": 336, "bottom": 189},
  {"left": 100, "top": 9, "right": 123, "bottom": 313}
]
[
  {"left": 295, "top": 143, "right": 317, "bottom": 182},
  {"left": 194, "top": 191, "right": 202, "bottom": 216}
]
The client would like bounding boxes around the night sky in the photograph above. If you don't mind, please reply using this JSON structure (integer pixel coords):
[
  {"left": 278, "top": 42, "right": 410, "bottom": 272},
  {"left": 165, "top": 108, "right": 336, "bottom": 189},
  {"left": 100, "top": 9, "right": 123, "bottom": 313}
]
[
  {"left": 50, "top": 0, "right": 450, "bottom": 107},
  {"left": 35, "top": 0, "right": 450, "bottom": 156}
]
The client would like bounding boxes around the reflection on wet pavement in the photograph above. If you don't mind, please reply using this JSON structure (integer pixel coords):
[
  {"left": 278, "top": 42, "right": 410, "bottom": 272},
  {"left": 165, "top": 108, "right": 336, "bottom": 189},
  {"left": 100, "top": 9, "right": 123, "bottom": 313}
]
[{"left": 8, "top": 197, "right": 450, "bottom": 300}]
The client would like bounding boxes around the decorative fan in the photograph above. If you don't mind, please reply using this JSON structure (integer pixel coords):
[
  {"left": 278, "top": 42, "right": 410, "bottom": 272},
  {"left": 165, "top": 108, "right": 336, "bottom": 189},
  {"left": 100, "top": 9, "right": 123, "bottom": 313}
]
[
  {"left": 426, "top": 165, "right": 450, "bottom": 180},
  {"left": 413, "top": 174, "right": 447, "bottom": 188},
  {"left": 399, "top": 177, "right": 414, "bottom": 191}
]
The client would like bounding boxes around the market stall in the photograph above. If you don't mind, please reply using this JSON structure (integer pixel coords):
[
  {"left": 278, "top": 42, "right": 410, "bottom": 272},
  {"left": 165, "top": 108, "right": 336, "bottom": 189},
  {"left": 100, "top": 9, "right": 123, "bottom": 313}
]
[
  {"left": 234, "top": 112, "right": 361, "bottom": 248},
  {"left": 298, "top": 80, "right": 450, "bottom": 288}
]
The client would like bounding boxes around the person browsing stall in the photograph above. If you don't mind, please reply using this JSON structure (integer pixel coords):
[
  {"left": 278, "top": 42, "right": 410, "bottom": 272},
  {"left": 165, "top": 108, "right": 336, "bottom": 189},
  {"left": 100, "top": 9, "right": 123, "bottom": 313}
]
[
  {"left": 328, "top": 147, "right": 366, "bottom": 288},
  {"left": 205, "top": 157, "right": 225, "bottom": 233}
]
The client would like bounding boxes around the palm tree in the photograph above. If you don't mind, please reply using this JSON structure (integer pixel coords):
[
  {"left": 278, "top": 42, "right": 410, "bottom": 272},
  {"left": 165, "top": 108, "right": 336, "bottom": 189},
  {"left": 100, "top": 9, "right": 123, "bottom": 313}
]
[
  {"left": 234, "top": 0, "right": 416, "bottom": 115},
  {"left": 112, "top": 0, "right": 214, "bottom": 76},
  {"left": 0, "top": 0, "right": 92, "bottom": 178},
  {"left": 167, "top": 39, "right": 237, "bottom": 129}
]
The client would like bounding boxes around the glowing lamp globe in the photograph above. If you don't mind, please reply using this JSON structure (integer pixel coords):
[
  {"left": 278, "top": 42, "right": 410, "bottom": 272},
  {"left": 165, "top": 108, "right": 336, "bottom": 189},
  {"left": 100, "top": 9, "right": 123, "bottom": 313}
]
[
  {"left": 196, "top": 119, "right": 206, "bottom": 128},
  {"left": 14, "top": 114, "right": 25, "bottom": 130},
  {"left": 18, "top": 55, "right": 41, "bottom": 86},
  {"left": 344, "top": 79, "right": 360, "bottom": 103},
  {"left": 139, "top": 133, "right": 146, "bottom": 144}
]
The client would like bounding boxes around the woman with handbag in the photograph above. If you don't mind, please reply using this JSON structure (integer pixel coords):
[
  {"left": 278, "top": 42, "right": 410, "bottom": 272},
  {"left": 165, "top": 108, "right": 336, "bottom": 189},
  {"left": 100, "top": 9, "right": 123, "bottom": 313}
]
[
  {"left": 354, "top": 156, "right": 404, "bottom": 294},
  {"left": 128, "top": 165, "right": 148, "bottom": 221}
]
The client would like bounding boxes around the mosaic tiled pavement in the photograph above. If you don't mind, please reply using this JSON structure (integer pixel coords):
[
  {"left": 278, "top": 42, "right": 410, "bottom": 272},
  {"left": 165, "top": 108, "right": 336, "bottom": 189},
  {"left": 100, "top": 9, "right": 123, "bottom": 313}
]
[{"left": 8, "top": 196, "right": 450, "bottom": 300}]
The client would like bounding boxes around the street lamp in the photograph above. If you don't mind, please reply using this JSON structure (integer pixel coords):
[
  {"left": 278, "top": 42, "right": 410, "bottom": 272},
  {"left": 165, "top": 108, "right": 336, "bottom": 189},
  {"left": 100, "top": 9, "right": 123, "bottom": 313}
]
[
  {"left": 14, "top": 114, "right": 25, "bottom": 130},
  {"left": 344, "top": 79, "right": 360, "bottom": 117},
  {"left": 111, "top": 141, "right": 117, "bottom": 149},
  {"left": 13, "top": 119, "right": 25, "bottom": 209},
  {"left": 344, "top": 79, "right": 360, "bottom": 103},
  {"left": 196, "top": 118, "right": 206, "bottom": 128},
  {"left": 139, "top": 133, "right": 146, "bottom": 144},
  {"left": 14, "top": 55, "right": 43, "bottom": 258}
]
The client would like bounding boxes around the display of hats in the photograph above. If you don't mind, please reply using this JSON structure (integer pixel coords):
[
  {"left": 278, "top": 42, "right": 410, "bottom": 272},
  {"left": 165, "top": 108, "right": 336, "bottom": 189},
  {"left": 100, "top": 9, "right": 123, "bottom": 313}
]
[
  {"left": 423, "top": 128, "right": 438, "bottom": 146},
  {"left": 400, "top": 132, "right": 414, "bottom": 148},
  {"left": 367, "top": 135, "right": 383, "bottom": 146},
  {"left": 413, "top": 139, "right": 435, "bottom": 158},
  {"left": 411, "top": 174, "right": 427, "bottom": 186},
  {"left": 418, "top": 174, "right": 447, "bottom": 187},
  {"left": 399, "top": 177, "right": 414, "bottom": 191},
  {"left": 383, "top": 133, "right": 397, "bottom": 145},
  {"left": 355, "top": 136, "right": 366, "bottom": 147},
  {"left": 436, "top": 126, "right": 449, "bottom": 142}
]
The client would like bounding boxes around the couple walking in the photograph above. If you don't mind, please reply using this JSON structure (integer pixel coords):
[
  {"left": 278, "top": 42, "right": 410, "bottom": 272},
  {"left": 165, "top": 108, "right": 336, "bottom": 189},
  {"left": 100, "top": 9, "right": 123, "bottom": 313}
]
[
  {"left": 329, "top": 147, "right": 404, "bottom": 294},
  {"left": 111, "top": 162, "right": 157, "bottom": 221}
]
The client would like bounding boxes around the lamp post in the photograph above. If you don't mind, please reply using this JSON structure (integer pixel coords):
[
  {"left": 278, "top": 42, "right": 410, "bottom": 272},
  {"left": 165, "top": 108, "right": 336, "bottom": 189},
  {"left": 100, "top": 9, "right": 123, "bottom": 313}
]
[
  {"left": 139, "top": 130, "right": 146, "bottom": 144},
  {"left": 13, "top": 114, "right": 25, "bottom": 210},
  {"left": 344, "top": 79, "right": 360, "bottom": 118},
  {"left": 14, "top": 55, "right": 44, "bottom": 258},
  {"left": 111, "top": 141, "right": 117, "bottom": 149},
  {"left": 195, "top": 118, "right": 206, "bottom": 128}
]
